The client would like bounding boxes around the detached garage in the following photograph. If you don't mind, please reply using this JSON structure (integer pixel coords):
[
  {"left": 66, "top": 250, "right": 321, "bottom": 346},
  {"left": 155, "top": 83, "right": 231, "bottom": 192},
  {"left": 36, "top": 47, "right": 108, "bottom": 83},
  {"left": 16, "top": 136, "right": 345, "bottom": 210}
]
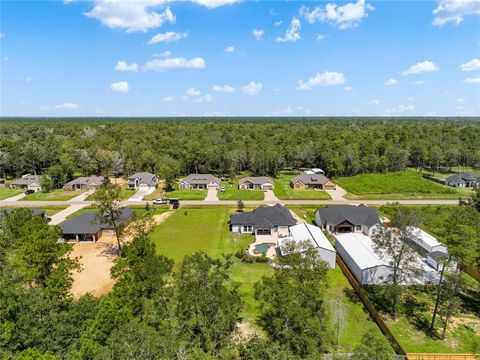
[{"left": 334, "top": 233, "right": 396, "bottom": 285}]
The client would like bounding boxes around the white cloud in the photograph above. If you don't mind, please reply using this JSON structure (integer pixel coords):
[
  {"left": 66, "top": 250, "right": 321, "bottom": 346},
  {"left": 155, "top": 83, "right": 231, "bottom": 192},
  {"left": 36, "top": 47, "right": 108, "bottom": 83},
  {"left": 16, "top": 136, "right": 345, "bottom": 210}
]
[
  {"left": 344, "top": 86, "right": 353, "bottom": 91},
  {"left": 148, "top": 31, "right": 187, "bottom": 44},
  {"left": 163, "top": 96, "right": 174, "bottom": 102},
  {"left": 268, "top": 105, "right": 311, "bottom": 116},
  {"left": 189, "top": 0, "right": 239, "bottom": 9},
  {"left": 54, "top": 102, "right": 79, "bottom": 110},
  {"left": 153, "top": 50, "right": 172, "bottom": 58},
  {"left": 84, "top": 2, "right": 175, "bottom": 33},
  {"left": 142, "top": 57, "right": 206, "bottom": 71},
  {"left": 316, "top": 34, "right": 327, "bottom": 41},
  {"left": 185, "top": 88, "right": 201, "bottom": 96},
  {"left": 385, "top": 78, "right": 398, "bottom": 86},
  {"left": 297, "top": 71, "right": 346, "bottom": 90},
  {"left": 401, "top": 60, "right": 439, "bottom": 75},
  {"left": 460, "top": 58, "right": 480, "bottom": 71},
  {"left": 432, "top": 0, "right": 480, "bottom": 26},
  {"left": 114, "top": 60, "right": 139, "bottom": 72},
  {"left": 240, "top": 81, "right": 263, "bottom": 95},
  {"left": 253, "top": 29, "right": 264, "bottom": 40},
  {"left": 213, "top": 84, "right": 235, "bottom": 93},
  {"left": 300, "top": 0, "right": 373, "bottom": 29},
  {"left": 276, "top": 17, "right": 301, "bottom": 42},
  {"left": 274, "top": 20, "right": 282, "bottom": 27},
  {"left": 109, "top": 81, "right": 129, "bottom": 93},
  {"left": 370, "top": 99, "right": 380, "bottom": 105},
  {"left": 384, "top": 104, "right": 415, "bottom": 115},
  {"left": 463, "top": 77, "right": 480, "bottom": 84},
  {"left": 193, "top": 94, "right": 213, "bottom": 102},
  {"left": 224, "top": 46, "right": 235, "bottom": 53}
]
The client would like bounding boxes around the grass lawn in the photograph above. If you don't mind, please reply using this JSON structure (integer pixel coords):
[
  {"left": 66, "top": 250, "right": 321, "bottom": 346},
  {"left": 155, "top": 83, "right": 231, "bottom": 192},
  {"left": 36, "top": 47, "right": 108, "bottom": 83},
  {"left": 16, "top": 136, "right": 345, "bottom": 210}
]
[
  {"left": 41, "top": 206, "right": 68, "bottom": 216},
  {"left": 286, "top": 205, "right": 324, "bottom": 224},
  {"left": 143, "top": 187, "right": 166, "bottom": 201},
  {"left": 85, "top": 183, "right": 135, "bottom": 201},
  {"left": 365, "top": 279, "right": 480, "bottom": 353},
  {"left": 165, "top": 189, "right": 207, "bottom": 200},
  {"left": 0, "top": 187, "right": 21, "bottom": 200},
  {"left": 66, "top": 205, "right": 169, "bottom": 219},
  {"left": 334, "top": 171, "right": 464, "bottom": 200},
  {"left": 24, "top": 189, "right": 86, "bottom": 201},
  {"left": 273, "top": 171, "right": 331, "bottom": 200},
  {"left": 218, "top": 180, "right": 264, "bottom": 201}
]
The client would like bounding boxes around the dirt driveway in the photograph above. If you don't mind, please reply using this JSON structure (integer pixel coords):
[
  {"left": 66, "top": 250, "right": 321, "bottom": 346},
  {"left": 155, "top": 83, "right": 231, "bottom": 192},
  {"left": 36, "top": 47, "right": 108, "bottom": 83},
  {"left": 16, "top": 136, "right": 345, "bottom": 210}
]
[{"left": 69, "top": 211, "right": 173, "bottom": 298}]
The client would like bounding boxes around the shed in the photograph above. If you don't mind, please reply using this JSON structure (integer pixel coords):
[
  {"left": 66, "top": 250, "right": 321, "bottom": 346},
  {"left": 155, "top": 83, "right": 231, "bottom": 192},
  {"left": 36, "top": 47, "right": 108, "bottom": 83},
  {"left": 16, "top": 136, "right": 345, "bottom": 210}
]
[
  {"left": 407, "top": 227, "right": 447, "bottom": 254},
  {"left": 334, "top": 233, "right": 395, "bottom": 285}
]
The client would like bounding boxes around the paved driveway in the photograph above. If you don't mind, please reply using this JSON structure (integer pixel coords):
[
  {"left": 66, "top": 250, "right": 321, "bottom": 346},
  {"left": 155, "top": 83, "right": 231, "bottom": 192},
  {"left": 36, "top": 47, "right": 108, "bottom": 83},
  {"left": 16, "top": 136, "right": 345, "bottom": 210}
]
[
  {"left": 325, "top": 185, "right": 347, "bottom": 201},
  {"left": 49, "top": 204, "right": 89, "bottom": 225},
  {"left": 263, "top": 189, "right": 279, "bottom": 202},
  {"left": 127, "top": 187, "right": 155, "bottom": 201},
  {"left": 5, "top": 192, "right": 27, "bottom": 201},
  {"left": 204, "top": 187, "right": 219, "bottom": 202}
]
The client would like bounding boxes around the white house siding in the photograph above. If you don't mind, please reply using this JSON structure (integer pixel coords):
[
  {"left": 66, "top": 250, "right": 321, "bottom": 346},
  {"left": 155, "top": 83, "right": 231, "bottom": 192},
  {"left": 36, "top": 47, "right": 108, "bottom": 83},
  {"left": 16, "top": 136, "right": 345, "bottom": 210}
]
[
  {"left": 316, "top": 248, "right": 336, "bottom": 269},
  {"left": 361, "top": 265, "right": 394, "bottom": 285},
  {"left": 335, "top": 239, "right": 364, "bottom": 282},
  {"left": 28, "top": 183, "right": 41, "bottom": 192}
]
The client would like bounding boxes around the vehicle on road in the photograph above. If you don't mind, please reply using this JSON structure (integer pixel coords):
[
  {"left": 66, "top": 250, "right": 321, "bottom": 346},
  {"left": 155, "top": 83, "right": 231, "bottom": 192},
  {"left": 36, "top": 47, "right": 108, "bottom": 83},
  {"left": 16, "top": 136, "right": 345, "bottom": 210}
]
[
  {"left": 24, "top": 190, "right": 35, "bottom": 195},
  {"left": 172, "top": 202, "right": 180, "bottom": 209},
  {"left": 152, "top": 199, "right": 168, "bottom": 205}
]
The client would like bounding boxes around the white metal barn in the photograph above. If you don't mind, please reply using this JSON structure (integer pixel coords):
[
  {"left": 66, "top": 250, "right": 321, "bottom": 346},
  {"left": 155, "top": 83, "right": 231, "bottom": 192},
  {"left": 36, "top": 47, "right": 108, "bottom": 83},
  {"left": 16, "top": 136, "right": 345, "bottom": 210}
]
[
  {"left": 407, "top": 227, "right": 447, "bottom": 254},
  {"left": 334, "top": 233, "right": 395, "bottom": 285},
  {"left": 278, "top": 223, "right": 336, "bottom": 268}
]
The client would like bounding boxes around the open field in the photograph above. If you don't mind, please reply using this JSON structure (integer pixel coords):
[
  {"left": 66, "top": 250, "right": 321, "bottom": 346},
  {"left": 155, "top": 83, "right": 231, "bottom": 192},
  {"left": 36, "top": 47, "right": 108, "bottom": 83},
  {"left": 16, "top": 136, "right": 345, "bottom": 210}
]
[
  {"left": 149, "top": 206, "right": 384, "bottom": 350},
  {"left": 218, "top": 180, "right": 264, "bottom": 201},
  {"left": 273, "top": 171, "right": 331, "bottom": 200},
  {"left": 334, "top": 171, "right": 464, "bottom": 200},
  {"left": 0, "top": 187, "right": 21, "bottom": 200},
  {"left": 23, "top": 189, "right": 86, "bottom": 201}
]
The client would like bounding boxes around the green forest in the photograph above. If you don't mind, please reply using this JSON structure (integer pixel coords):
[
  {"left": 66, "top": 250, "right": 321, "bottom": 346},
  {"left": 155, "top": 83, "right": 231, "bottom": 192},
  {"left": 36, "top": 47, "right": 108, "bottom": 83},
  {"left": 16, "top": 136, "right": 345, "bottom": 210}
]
[{"left": 0, "top": 118, "right": 479, "bottom": 184}]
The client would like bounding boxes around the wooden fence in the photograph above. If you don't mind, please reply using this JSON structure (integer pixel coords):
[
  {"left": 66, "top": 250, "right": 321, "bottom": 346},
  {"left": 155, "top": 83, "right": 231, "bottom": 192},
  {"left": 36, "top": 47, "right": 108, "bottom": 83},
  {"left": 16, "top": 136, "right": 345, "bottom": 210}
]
[
  {"left": 465, "top": 265, "right": 480, "bottom": 282},
  {"left": 335, "top": 254, "right": 407, "bottom": 355},
  {"left": 407, "top": 354, "right": 478, "bottom": 360}
]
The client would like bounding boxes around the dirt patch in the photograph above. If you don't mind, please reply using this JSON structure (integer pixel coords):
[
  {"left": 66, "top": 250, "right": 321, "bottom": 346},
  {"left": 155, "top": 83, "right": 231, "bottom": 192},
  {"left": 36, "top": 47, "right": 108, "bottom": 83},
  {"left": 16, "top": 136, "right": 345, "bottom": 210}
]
[
  {"left": 109, "top": 176, "right": 126, "bottom": 185},
  {"left": 232, "top": 322, "right": 259, "bottom": 343},
  {"left": 69, "top": 211, "right": 173, "bottom": 298}
]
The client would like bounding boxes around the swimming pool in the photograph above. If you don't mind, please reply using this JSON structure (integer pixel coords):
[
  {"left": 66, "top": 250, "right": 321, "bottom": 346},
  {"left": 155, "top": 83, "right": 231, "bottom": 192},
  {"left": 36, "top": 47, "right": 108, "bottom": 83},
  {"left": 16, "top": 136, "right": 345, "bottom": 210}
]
[{"left": 254, "top": 243, "right": 276, "bottom": 254}]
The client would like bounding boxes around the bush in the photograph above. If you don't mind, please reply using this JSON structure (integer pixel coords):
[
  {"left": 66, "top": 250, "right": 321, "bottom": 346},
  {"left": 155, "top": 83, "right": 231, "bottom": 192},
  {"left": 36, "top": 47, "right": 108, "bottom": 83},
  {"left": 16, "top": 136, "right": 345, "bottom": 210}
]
[{"left": 254, "top": 256, "right": 269, "bottom": 263}]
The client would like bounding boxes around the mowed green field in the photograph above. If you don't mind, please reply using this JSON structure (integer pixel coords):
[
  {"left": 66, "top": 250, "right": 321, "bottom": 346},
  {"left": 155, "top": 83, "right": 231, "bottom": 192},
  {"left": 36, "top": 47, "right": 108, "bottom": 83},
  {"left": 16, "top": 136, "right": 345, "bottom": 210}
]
[
  {"left": 165, "top": 189, "right": 208, "bottom": 200},
  {"left": 334, "top": 171, "right": 462, "bottom": 200},
  {"left": 273, "top": 172, "right": 331, "bottom": 200},
  {"left": 24, "top": 189, "right": 86, "bottom": 201},
  {"left": 149, "top": 206, "right": 383, "bottom": 350},
  {"left": 218, "top": 180, "right": 264, "bottom": 201},
  {"left": 0, "top": 187, "right": 21, "bottom": 200}
]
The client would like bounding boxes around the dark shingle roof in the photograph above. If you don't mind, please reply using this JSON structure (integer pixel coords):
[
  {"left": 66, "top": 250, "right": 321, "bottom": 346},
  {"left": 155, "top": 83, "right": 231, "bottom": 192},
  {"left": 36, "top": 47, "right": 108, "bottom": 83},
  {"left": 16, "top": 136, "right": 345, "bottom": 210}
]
[
  {"left": 315, "top": 204, "right": 380, "bottom": 228},
  {"left": 291, "top": 173, "right": 331, "bottom": 186},
  {"left": 65, "top": 176, "right": 105, "bottom": 187},
  {"left": 60, "top": 208, "right": 134, "bottom": 235},
  {"left": 128, "top": 172, "right": 158, "bottom": 186},
  {"left": 181, "top": 174, "right": 221, "bottom": 186},
  {"left": 239, "top": 176, "right": 274, "bottom": 186},
  {"left": 446, "top": 172, "right": 479, "bottom": 184},
  {"left": 230, "top": 204, "right": 296, "bottom": 228},
  {"left": 10, "top": 175, "right": 42, "bottom": 186}
]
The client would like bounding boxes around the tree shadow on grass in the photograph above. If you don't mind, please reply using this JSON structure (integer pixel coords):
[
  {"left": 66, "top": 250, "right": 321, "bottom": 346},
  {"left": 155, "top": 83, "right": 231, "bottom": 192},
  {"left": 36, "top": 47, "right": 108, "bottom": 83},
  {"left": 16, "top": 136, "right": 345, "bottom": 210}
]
[
  {"left": 402, "top": 293, "right": 434, "bottom": 337},
  {"left": 459, "top": 287, "right": 480, "bottom": 318}
]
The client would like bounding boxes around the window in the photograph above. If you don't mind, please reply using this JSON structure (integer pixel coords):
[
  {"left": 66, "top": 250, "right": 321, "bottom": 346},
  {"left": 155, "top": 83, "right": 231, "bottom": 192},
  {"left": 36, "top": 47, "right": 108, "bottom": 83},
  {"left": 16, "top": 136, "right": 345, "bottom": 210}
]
[
  {"left": 355, "top": 225, "right": 362, "bottom": 231},
  {"left": 243, "top": 225, "right": 252, "bottom": 232}
]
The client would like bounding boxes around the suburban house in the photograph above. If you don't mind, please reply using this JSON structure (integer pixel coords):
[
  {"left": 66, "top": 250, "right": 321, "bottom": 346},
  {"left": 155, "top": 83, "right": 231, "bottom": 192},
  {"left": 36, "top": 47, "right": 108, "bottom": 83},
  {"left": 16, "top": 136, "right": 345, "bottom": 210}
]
[
  {"left": 10, "top": 174, "right": 42, "bottom": 192},
  {"left": 278, "top": 223, "right": 336, "bottom": 268},
  {"left": 304, "top": 168, "right": 325, "bottom": 175},
  {"left": 230, "top": 203, "right": 297, "bottom": 239},
  {"left": 290, "top": 173, "right": 336, "bottom": 190},
  {"left": 64, "top": 176, "right": 106, "bottom": 191},
  {"left": 445, "top": 172, "right": 479, "bottom": 188},
  {"left": 179, "top": 174, "right": 221, "bottom": 190},
  {"left": 59, "top": 208, "right": 134, "bottom": 242},
  {"left": 315, "top": 204, "right": 382, "bottom": 236},
  {"left": 335, "top": 232, "right": 396, "bottom": 285},
  {"left": 238, "top": 176, "right": 274, "bottom": 190},
  {"left": 127, "top": 172, "right": 159, "bottom": 190}
]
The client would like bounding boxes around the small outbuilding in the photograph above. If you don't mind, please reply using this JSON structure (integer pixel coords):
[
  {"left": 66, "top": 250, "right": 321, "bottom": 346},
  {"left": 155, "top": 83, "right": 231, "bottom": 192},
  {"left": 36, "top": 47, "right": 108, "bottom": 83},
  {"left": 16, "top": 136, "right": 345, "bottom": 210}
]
[
  {"left": 334, "top": 233, "right": 395, "bottom": 285},
  {"left": 59, "top": 208, "right": 134, "bottom": 242},
  {"left": 278, "top": 223, "right": 336, "bottom": 268},
  {"left": 407, "top": 227, "right": 447, "bottom": 254}
]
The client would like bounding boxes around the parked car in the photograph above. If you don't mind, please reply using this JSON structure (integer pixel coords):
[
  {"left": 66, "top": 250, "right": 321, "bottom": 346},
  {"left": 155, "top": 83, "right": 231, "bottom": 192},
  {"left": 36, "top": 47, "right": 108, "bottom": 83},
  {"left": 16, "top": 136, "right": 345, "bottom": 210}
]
[
  {"left": 25, "top": 190, "right": 35, "bottom": 195},
  {"left": 153, "top": 199, "right": 168, "bottom": 205},
  {"left": 172, "top": 202, "right": 180, "bottom": 209}
]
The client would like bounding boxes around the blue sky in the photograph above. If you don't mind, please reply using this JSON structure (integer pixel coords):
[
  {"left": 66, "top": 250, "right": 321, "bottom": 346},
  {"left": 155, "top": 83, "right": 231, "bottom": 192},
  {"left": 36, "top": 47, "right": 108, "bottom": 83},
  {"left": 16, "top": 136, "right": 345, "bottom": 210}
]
[{"left": 1, "top": 0, "right": 479, "bottom": 117}]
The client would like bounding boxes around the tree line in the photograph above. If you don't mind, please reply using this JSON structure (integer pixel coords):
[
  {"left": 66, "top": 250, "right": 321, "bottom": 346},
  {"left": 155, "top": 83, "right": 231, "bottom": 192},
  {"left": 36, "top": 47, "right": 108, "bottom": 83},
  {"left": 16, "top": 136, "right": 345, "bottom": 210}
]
[{"left": 0, "top": 118, "right": 479, "bottom": 187}]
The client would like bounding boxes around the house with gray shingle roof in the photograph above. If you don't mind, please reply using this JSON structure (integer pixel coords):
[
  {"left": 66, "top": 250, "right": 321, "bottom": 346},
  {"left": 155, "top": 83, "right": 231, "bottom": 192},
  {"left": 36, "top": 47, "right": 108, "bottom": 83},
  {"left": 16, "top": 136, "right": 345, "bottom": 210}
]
[
  {"left": 59, "top": 208, "right": 134, "bottom": 242},
  {"left": 445, "top": 172, "right": 479, "bottom": 188},
  {"left": 290, "top": 173, "right": 336, "bottom": 190},
  {"left": 64, "top": 176, "right": 106, "bottom": 191},
  {"left": 315, "top": 204, "right": 381, "bottom": 236},
  {"left": 230, "top": 204, "right": 297, "bottom": 238},
  {"left": 179, "top": 174, "right": 221, "bottom": 190},
  {"left": 128, "top": 172, "right": 159, "bottom": 190},
  {"left": 238, "top": 176, "right": 274, "bottom": 190},
  {"left": 10, "top": 174, "right": 42, "bottom": 192}
]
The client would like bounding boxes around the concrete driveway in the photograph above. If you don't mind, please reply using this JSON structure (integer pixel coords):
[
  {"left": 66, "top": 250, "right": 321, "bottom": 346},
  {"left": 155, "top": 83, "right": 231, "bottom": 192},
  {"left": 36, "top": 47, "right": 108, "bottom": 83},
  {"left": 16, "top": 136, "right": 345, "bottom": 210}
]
[
  {"left": 4, "top": 192, "right": 27, "bottom": 201},
  {"left": 263, "top": 189, "right": 279, "bottom": 202},
  {"left": 204, "top": 187, "right": 219, "bottom": 202},
  {"left": 49, "top": 204, "right": 89, "bottom": 225},
  {"left": 325, "top": 185, "right": 347, "bottom": 201},
  {"left": 127, "top": 187, "right": 155, "bottom": 201}
]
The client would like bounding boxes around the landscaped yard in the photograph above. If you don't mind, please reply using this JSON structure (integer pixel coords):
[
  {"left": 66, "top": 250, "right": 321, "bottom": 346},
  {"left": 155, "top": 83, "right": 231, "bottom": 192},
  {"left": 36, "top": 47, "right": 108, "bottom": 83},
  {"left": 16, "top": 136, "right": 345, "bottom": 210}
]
[
  {"left": 286, "top": 205, "right": 325, "bottom": 224},
  {"left": 218, "top": 180, "right": 264, "bottom": 201},
  {"left": 143, "top": 187, "right": 166, "bottom": 201},
  {"left": 41, "top": 206, "right": 68, "bottom": 216},
  {"left": 334, "top": 171, "right": 464, "bottom": 200},
  {"left": 149, "top": 206, "right": 384, "bottom": 350},
  {"left": 24, "top": 189, "right": 86, "bottom": 201},
  {"left": 0, "top": 187, "right": 21, "bottom": 200},
  {"left": 273, "top": 171, "right": 331, "bottom": 200},
  {"left": 165, "top": 189, "right": 208, "bottom": 200}
]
